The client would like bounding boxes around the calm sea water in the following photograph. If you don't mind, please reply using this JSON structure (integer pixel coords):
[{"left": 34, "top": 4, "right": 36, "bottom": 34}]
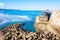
[{"left": 0, "top": 9, "right": 43, "bottom": 32}]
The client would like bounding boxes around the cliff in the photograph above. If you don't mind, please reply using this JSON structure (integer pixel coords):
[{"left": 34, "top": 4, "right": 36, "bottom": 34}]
[
  {"left": 34, "top": 10, "right": 60, "bottom": 35},
  {"left": 47, "top": 10, "right": 60, "bottom": 34}
]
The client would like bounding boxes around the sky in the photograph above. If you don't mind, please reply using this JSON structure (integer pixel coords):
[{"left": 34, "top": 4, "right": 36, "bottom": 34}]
[{"left": 0, "top": 0, "right": 60, "bottom": 10}]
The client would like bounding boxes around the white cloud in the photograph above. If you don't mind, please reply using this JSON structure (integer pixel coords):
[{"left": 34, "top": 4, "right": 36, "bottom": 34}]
[{"left": 0, "top": 3, "right": 4, "bottom": 6}]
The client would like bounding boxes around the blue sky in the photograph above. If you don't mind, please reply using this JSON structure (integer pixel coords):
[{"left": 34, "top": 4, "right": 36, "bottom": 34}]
[{"left": 0, "top": 0, "right": 60, "bottom": 10}]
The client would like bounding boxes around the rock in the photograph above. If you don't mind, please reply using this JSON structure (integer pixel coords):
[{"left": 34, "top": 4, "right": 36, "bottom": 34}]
[
  {"left": 47, "top": 10, "right": 60, "bottom": 34},
  {"left": 1, "top": 23, "right": 60, "bottom": 40},
  {"left": 28, "top": 37, "right": 32, "bottom": 40},
  {"left": 34, "top": 15, "right": 48, "bottom": 32},
  {"left": 0, "top": 31, "right": 4, "bottom": 40},
  {"left": 1, "top": 23, "right": 24, "bottom": 35}
]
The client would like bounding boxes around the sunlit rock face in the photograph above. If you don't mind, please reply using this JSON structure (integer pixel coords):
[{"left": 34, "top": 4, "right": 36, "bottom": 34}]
[
  {"left": 48, "top": 10, "right": 60, "bottom": 34},
  {"left": 34, "top": 15, "right": 48, "bottom": 32}
]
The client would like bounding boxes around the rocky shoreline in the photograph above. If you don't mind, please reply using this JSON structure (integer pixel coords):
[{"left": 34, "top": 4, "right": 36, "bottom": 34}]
[{"left": 0, "top": 23, "right": 60, "bottom": 40}]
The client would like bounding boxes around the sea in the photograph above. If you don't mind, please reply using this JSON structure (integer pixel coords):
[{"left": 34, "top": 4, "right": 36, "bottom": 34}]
[{"left": 0, "top": 9, "right": 43, "bottom": 32}]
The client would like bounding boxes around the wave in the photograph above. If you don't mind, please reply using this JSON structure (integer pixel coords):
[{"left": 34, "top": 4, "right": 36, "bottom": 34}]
[{"left": 0, "top": 13, "right": 32, "bottom": 24}]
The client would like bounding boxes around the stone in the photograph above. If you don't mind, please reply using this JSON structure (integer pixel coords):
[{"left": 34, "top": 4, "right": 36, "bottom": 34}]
[
  {"left": 34, "top": 15, "right": 48, "bottom": 32},
  {"left": 47, "top": 10, "right": 60, "bottom": 34}
]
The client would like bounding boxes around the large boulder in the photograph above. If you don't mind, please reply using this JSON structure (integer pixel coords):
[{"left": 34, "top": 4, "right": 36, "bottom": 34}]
[
  {"left": 47, "top": 10, "right": 60, "bottom": 34},
  {"left": 34, "top": 15, "right": 48, "bottom": 32}
]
